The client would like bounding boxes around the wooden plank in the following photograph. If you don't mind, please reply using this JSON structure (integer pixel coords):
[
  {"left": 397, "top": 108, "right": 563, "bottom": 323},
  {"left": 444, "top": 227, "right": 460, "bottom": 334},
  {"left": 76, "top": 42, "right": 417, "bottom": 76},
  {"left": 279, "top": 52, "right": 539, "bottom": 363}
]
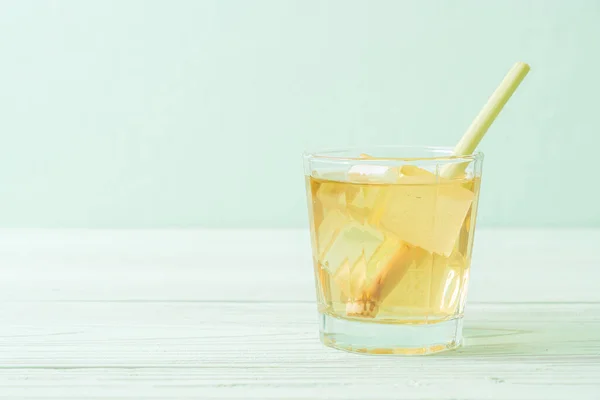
[
  {"left": 0, "top": 228, "right": 598, "bottom": 302},
  {"left": 1, "top": 229, "right": 599, "bottom": 399},
  {"left": 0, "top": 301, "right": 599, "bottom": 399}
]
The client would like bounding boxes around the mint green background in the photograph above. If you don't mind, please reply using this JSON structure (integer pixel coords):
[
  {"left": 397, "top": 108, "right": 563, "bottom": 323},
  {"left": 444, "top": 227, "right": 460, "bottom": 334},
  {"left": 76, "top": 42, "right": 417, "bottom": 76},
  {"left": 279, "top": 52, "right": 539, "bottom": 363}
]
[{"left": 0, "top": 0, "right": 598, "bottom": 228}]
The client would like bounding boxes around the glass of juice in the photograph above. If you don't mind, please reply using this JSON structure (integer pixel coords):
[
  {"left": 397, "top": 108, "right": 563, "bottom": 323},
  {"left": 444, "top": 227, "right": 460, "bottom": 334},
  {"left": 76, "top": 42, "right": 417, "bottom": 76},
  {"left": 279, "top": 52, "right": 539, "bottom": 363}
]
[{"left": 304, "top": 146, "right": 483, "bottom": 355}]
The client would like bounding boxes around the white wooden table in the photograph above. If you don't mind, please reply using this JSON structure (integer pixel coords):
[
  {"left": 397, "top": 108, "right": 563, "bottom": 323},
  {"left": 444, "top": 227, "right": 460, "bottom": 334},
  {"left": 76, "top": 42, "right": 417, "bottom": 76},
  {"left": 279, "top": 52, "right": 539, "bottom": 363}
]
[{"left": 1, "top": 229, "right": 599, "bottom": 399}]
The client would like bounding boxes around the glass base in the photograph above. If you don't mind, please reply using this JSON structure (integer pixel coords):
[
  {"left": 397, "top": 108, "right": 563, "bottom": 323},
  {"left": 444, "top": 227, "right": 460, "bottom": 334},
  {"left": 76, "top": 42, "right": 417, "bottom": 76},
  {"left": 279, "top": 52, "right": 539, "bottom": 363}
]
[{"left": 319, "top": 312, "right": 463, "bottom": 355}]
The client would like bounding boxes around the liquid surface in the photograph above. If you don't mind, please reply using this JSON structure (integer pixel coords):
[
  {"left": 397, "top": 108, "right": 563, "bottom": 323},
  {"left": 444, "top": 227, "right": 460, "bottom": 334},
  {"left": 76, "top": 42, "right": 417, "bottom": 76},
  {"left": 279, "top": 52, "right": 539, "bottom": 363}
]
[{"left": 306, "top": 166, "right": 481, "bottom": 324}]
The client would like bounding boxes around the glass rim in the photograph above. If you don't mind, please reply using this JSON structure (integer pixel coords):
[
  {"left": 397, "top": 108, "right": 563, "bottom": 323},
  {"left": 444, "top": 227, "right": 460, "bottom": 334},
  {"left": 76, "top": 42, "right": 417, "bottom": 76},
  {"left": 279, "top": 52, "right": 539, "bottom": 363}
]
[{"left": 304, "top": 145, "right": 483, "bottom": 163}]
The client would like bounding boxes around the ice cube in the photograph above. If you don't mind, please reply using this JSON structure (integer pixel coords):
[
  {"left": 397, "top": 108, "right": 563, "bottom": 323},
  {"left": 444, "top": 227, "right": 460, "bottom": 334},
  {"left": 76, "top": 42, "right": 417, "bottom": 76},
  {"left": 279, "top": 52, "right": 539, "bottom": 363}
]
[
  {"left": 376, "top": 166, "right": 474, "bottom": 256},
  {"left": 316, "top": 209, "right": 349, "bottom": 263},
  {"left": 347, "top": 165, "right": 399, "bottom": 183},
  {"left": 380, "top": 251, "right": 466, "bottom": 316},
  {"left": 338, "top": 166, "right": 474, "bottom": 256},
  {"left": 319, "top": 218, "right": 384, "bottom": 275},
  {"left": 333, "top": 255, "right": 368, "bottom": 301},
  {"left": 316, "top": 182, "right": 347, "bottom": 211},
  {"left": 347, "top": 185, "right": 384, "bottom": 223}
]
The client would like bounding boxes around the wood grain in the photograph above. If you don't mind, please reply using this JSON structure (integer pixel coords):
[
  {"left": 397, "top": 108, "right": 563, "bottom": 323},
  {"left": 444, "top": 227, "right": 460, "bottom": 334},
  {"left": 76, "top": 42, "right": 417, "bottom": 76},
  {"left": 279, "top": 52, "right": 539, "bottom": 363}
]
[
  {"left": 0, "top": 229, "right": 599, "bottom": 399},
  {"left": 0, "top": 228, "right": 598, "bottom": 303}
]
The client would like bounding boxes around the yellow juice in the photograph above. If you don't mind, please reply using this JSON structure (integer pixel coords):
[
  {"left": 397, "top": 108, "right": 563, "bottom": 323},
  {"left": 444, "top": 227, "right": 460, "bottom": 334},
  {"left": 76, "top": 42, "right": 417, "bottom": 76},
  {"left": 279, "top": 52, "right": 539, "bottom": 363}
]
[{"left": 306, "top": 166, "right": 481, "bottom": 324}]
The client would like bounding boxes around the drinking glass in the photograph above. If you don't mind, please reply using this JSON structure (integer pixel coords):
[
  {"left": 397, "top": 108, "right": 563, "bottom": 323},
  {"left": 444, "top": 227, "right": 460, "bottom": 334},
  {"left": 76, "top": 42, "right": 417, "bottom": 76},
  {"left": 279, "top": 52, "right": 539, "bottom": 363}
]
[{"left": 304, "top": 146, "right": 483, "bottom": 355}]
